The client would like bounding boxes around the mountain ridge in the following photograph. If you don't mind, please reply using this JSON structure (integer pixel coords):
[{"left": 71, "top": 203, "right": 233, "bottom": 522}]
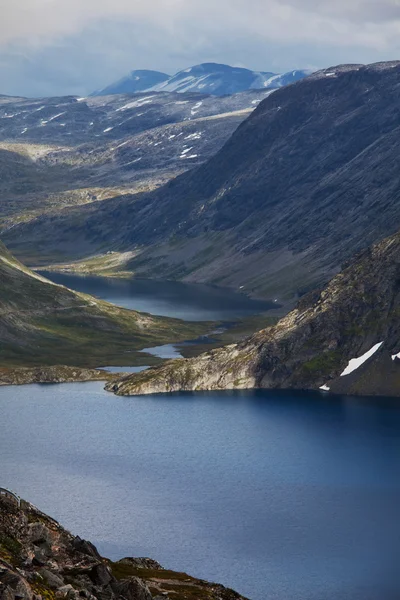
[
  {"left": 91, "top": 69, "right": 170, "bottom": 96},
  {"left": 91, "top": 62, "right": 311, "bottom": 97},
  {"left": 106, "top": 228, "right": 400, "bottom": 397},
  {"left": 12, "top": 60, "right": 400, "bottom": 306}
]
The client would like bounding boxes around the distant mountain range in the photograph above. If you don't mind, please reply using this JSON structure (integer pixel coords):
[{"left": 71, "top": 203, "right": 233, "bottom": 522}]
[
  {"left": 17, "top": 61, "right": 400, "bottom": 307},
  {"left": 91, "top": 69, "right": 170, "bottom": 96},
  {"left": 91, "top": 63, "right": 311, "bottom": 97},
  {"left": 0, "top": 87, "right": 272, "bottom": 239}
]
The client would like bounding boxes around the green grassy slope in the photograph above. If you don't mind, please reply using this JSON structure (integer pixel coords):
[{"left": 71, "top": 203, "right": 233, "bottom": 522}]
[{"left": 0, "top": 241, "right": 209, "bottom": 367}]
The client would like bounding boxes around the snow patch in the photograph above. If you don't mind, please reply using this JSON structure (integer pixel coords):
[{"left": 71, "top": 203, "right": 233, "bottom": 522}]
[
  {"left": 116, "top": 96, "right": 155, "bottom": 111},
  {"left": 116, "top": 140, "right": 130, "bottom": 148},
  {"left": 125, "top": 157, "right": 142, "bottom": 165},
  {"left": 340, "top": 342, "right": 383, "bottom": 377},
  {"left": 103, "top": 127, "right": 113, "bottom": 132},
  {"left": 48, "top": 112, "right": 65, "bottom": 122},
  {"left": 184, "top": 132, "right": 202, "bottom": 140},
  {"left": 191, "top": 101, "right": 203, "bottom": 115},
  {"left": 319, "top": 385, "right": 330, "bottom": 391}
]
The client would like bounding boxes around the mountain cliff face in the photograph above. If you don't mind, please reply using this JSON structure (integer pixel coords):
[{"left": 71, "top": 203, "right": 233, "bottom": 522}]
[
  {"left": 91, "top": 63, "right": 310, "bottom": 97},
  {"left": 0, "top": 494, "right": 247, "bottom": 600},
  {"left": 0, "top": 242, "right": 206, "bottom": 370},
  {"left": 106, "top": 230, "right": 400, "bottom": 397},
  {"left": 9, "top": 61, "right": 400, "bottom": 304}
]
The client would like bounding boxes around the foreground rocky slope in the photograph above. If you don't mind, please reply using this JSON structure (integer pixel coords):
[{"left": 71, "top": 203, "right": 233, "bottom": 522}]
[
  {"left": 0, "top": 494, "right": 247, "bottom": 600},
  {"left": 0, "top": 241, "right": 207, "bottom": 371},
  {"left": 17, "top": 61, "right": 400, "bottom": 304},
  {"left": 106, "top": 230, "right": 400, "bottom": 397}
]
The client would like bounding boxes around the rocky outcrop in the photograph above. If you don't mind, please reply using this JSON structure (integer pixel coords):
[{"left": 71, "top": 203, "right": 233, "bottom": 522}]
[
  {"left": 0, "top": 366, "right": 115, "bottom": 386},
  {"left": 0, "top": 495, "right": 248, "bottom": 600},
  {"left": 106, "top": 231, "right": 400, "bottom": 397}
]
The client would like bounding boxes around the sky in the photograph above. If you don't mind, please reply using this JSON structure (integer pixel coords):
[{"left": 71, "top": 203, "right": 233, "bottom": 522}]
[{"left": 1, "top": 0, "right": 400, "bottom": 97}]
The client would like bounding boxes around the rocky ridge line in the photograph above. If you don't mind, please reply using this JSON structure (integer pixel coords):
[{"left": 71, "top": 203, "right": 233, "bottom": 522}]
[
  {"left": 106, "top": 230, "right": 400, "bottom": 397},
  {"left": 0, "top": 495, "right": 248, "bottom": 600}
]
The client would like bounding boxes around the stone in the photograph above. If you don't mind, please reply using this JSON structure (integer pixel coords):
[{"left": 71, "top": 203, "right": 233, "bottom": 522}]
[
  {"left": 113, "top": 577, "right": 152, "bottom": 600},
  {"left": 39, "top": 570, "right": 64, "bottom": 590}
]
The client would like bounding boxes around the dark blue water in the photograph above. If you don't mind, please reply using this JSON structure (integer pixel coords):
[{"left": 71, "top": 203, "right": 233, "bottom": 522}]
[
  {"left": 1, "top": 383, "right": 399, "bottom": 600},
  {"left": 38, "top": 272, "right": 275, "bottom": 320}
]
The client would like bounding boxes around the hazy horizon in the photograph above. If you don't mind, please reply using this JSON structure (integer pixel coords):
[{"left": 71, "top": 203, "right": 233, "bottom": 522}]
[{"left": 1, "top": 0, "right": 400, "bottom": 97}]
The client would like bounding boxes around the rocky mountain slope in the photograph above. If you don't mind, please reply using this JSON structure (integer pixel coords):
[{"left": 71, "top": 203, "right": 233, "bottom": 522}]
[
  {"left": 92, "top": 63, "right": 310, "bottom": 97},
  {"left": 0, "top": 90, "right": 270, "bottom": 146},
  {"left": 0, "top": 89, "right": 272, "bottom": 241},
  {"left": 106, "top": 229, "right": 400, "bottom": 397},
  {"left": 0, "top": 241, "right": 207, "bottom": 371},
  {"left": 17, "top": 60, "right": 400, "bottom": 304},
  {"left": 0, "top": 493, "right": 247, "bottom": 600}
]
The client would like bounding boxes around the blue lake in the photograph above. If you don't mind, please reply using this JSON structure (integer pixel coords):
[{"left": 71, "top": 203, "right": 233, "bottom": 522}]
[
  {"left": 38, "top": 272, "right": 275, "bottom": 320},
  {"left": 0, "top": 383, "right": 399, "bottom": 600}
]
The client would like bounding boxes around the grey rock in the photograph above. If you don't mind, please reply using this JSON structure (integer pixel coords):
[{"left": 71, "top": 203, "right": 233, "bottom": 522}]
[
  {"left": 113, "top": 577, "right": 152, "bottom": 600},
  {"left": 39, "top": 569, "right": 64, "bottom": 590},
  {"left": 28, "top": 524, "right": 52, "bottom": 546},
  {"left": 89, "top": 564, "right": 112, "bottom": 587},
  {"left": 116, "top": 558, "right": 163, "bottom": 570},
  {"left": 73, "top": 538, "right": 101, "bottom": 560}
]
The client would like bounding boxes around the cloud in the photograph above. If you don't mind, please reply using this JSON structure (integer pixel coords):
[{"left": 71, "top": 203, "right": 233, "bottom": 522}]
[
  {"left": 1, "top": 0, "right": 400, "bottom": 96},
  {"left": 2, "top": 0, "right": 400, "bottom": 45}
]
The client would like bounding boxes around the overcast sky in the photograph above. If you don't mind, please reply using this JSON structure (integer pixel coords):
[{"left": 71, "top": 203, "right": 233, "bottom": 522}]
[{"left": 1, "top": 0, "right": 400, "bottom": 97}]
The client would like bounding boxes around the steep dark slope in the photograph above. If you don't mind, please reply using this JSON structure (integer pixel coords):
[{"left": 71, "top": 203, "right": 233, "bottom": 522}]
[
  {"left": 107, "top": 229, "right": 400, "bottom": 397},
  {"left": 7, "top": 61, "right": 400, "bottom": 303}
]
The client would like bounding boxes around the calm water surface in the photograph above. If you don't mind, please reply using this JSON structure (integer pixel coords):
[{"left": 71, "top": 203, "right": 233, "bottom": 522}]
[
  {"left": 1, "top": 383, "right": 399, "bottom": 600},
  {"left": 39, "top": 272, "right": 275, "bottom": 320}
]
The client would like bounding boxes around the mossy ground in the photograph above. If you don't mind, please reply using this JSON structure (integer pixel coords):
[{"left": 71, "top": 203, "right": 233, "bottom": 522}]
[
  {"left": 0, "top": 244, "right": 212, "bottom": 369},
  {"left": 109, "top": 561, "right": 244, "bottom": 600}
]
